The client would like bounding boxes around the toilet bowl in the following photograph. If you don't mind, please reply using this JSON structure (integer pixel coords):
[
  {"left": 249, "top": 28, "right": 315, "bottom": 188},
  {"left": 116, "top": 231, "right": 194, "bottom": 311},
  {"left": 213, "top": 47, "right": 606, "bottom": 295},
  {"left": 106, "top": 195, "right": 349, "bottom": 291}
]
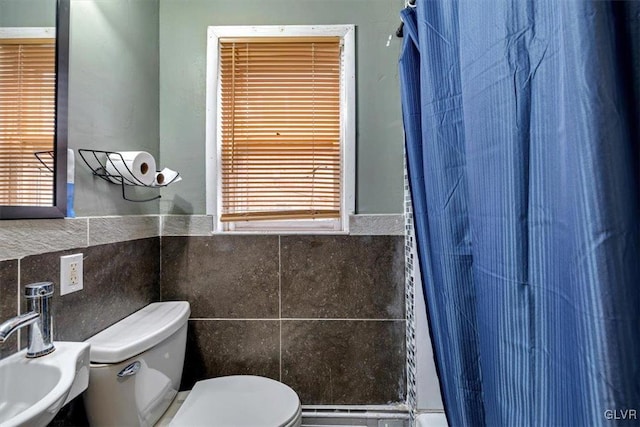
[
  {"left": 82, "top": 302, "right": 302, "bottom": 427},
  {"left": 170, "top": 376, "right": 302, "bottom": 427}
]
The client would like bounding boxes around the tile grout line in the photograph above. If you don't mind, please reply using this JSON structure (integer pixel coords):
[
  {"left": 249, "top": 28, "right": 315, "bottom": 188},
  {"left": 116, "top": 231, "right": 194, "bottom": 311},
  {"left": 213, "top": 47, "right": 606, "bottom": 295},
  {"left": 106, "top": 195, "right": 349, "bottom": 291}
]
[
  {"left": 188, "top": 318, "right": 406, "bottom": 321},
  {"left": 278, "top": 235, "right": 282, "bottom": 382},
  {"left": 159, "top": 234, "right": 162, "bottom": 303},
  {"left": 282, "top": 318, "right": 407, "bottom": 321},
  {"left": 16, "top": 258, "right": 21, "bottom": 352},
  {"left": 189, "top": 318, "right": 281, "bottom": 321},
  {"left": 159, "top": 215, "right": 163, "bottom": 302}
]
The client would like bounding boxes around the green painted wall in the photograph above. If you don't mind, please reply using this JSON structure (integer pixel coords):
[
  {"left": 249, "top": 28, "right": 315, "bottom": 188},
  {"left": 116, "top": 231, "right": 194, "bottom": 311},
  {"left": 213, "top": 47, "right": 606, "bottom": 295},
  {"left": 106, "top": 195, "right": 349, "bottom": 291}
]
[
  {"left": 3, "top": 0, "right": 405, "bottom": 216},
  {"left": 158, "top": 0, "right": 405, "bottom": 214},
  {"left": 2, "top": 0, "right": 161, "bottom": 216},
  {"left": 68, "top": 0, "right": 160, "bottom": 215},
  {"left": 0, "top": 0, "right": 55, "bottom": 27}
]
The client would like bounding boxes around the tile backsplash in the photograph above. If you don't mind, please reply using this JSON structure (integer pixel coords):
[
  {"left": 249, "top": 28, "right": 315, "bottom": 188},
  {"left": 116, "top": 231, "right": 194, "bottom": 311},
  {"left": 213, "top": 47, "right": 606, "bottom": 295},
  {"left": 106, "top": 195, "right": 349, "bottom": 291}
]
[
  {"left": 20, "top": 238, "right": 160, "bottom": 342},
  {"left": 0, "top": 260, "right": 18, "bottom": 359},
  {"left": 0, "top": 238, "right": 160, "bottom": 357}
]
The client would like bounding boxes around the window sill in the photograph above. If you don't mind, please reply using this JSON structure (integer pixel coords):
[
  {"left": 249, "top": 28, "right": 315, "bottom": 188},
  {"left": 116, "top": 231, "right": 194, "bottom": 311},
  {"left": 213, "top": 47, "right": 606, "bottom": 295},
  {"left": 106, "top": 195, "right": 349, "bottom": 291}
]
[
  {"left": 211, "top": 229, "right": 350, "bottom": 236},
  {"left": 160, "top": 214, "right": 404, "bottom": 236}
]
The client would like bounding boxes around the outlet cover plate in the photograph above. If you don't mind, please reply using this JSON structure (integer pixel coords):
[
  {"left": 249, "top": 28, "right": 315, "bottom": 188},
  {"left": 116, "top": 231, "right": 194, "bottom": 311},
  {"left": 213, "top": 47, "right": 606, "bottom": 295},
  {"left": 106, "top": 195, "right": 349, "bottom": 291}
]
[{"left": 60, "top": 253, "right": 83, "bottom": 295}]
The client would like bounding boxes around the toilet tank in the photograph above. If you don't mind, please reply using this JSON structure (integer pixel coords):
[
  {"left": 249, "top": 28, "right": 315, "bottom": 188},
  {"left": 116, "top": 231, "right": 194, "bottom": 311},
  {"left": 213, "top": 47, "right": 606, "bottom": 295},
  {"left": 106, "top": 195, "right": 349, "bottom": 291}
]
[{"left": 83, "top": 301, "right": 190, "bottom": 427}]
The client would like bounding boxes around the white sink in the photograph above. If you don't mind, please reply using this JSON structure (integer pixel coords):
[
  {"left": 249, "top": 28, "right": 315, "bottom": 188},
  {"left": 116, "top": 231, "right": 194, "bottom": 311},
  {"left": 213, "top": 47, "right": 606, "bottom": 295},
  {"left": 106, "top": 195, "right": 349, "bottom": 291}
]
[{"left": 0, "top": 342, "right": 90, "bottom": 427}]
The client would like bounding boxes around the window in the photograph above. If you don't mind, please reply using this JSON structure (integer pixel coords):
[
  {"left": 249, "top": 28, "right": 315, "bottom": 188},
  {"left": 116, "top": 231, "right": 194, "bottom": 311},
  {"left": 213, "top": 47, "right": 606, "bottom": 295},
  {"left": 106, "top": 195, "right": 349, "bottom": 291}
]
[
  {"left": 206, "top": 26, "right": 355, "bottom": 233},
  {"left": 0, "top": 28, "right": 56, "bottom": 206}
]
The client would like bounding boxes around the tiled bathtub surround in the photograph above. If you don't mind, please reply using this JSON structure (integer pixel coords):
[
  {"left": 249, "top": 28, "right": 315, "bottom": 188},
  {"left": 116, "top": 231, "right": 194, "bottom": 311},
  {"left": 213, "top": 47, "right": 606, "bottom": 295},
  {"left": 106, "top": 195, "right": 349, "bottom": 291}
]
[
  {"left": 404, "top": 161, "right": 418, "bottom": 412},
  {"left": 161, "top": 234, "right": 406, "bottom": 405}
]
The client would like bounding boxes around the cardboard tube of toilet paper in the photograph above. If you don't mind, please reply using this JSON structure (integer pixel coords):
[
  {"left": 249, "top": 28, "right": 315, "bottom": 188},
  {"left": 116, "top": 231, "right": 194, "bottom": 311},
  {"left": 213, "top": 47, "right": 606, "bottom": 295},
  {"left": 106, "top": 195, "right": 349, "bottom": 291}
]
[{"left": 105, "top": 151, "right": 156, "bottom": 186}]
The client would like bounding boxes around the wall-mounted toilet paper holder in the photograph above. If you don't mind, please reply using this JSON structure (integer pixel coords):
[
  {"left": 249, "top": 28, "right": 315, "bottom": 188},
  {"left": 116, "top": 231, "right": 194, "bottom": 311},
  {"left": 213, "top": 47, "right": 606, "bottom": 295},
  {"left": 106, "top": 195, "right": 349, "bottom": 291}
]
[{"left": 78, "top": 149, "right": 181, "bottom": 202}]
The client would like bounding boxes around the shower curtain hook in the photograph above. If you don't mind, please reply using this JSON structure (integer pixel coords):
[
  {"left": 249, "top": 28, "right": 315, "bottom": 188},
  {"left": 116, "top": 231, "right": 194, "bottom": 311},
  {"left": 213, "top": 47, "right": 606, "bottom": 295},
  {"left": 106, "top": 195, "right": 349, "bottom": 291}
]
[{"left": 398, "top": 0, "right": 416, "bottom": 38}]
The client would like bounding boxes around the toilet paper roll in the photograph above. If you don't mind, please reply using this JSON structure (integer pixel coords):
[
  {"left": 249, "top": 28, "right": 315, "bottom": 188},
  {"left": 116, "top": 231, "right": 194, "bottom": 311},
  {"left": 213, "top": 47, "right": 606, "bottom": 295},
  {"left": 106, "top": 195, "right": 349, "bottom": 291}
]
[
  {"left": 105, "top": 151, "right": 156, "bottom": 186},
  {"left": 152, "top": 168, "right": 181, "bottom": 187}
]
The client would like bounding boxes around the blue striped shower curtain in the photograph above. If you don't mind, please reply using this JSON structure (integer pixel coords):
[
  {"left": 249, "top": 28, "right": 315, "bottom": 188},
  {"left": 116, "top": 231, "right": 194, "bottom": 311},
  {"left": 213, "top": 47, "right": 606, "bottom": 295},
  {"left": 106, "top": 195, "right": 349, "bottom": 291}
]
[{"left": 400, "top": 1, "right": 640, "bottom": 426}]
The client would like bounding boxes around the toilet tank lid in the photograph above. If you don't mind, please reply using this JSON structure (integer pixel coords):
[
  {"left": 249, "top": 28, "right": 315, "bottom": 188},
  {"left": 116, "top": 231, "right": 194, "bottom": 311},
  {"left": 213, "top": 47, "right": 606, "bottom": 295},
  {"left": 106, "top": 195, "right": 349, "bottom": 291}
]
[{"left": 87, "top": 301, "right": 190, "bottom": 364}]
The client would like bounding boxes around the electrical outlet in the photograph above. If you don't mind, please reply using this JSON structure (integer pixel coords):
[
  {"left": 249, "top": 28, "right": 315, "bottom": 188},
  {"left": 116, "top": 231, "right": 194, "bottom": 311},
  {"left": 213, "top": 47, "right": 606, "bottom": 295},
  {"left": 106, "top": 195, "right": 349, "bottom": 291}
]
[
  {"left": 60, "top": 253, "right": 83, "bottom": 295},
  {"left": 69, "top": 260, "right": 79, "bottom": 285}
]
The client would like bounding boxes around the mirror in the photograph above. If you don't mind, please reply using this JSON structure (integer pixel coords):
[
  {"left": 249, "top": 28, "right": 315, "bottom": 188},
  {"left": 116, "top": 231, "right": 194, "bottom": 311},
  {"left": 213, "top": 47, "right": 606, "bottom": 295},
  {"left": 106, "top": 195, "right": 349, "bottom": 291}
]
[{"left": 0, "top": 0, "right": 68, "bottom": 219}]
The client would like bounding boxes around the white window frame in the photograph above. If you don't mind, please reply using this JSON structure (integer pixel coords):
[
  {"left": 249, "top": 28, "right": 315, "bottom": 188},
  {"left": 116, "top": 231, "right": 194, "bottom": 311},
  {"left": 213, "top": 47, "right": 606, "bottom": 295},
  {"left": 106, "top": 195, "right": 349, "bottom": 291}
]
[
  {"left": 0, "top": 27, "right": 55, "bottom": 39},
  {"left": 205, "top": 25, "right": 356, "bottom": 234}
]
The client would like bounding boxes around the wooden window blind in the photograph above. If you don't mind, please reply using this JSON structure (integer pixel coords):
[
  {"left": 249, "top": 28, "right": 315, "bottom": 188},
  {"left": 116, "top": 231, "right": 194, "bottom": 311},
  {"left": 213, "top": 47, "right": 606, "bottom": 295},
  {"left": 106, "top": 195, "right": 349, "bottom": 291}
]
[
  {"left": 0, "top": 38, "right": 55, "bottom": 206},
  {"left": 219, "top": 37, "right": 342, "bottom": 222}
]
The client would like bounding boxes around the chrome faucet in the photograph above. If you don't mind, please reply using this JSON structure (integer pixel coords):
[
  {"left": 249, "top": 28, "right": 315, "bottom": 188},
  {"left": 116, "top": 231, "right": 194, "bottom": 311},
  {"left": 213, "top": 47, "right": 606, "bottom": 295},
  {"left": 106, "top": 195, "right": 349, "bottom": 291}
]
[{"left": 0, "top": 282, "right": 55, "bottom": 358}]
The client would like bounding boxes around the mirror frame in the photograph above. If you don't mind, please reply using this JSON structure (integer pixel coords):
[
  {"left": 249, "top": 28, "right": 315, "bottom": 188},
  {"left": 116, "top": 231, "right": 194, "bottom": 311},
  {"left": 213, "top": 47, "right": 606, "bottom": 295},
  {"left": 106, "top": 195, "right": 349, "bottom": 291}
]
[{"left": 0, "top": 0, "right": 69, "bottom": 219}]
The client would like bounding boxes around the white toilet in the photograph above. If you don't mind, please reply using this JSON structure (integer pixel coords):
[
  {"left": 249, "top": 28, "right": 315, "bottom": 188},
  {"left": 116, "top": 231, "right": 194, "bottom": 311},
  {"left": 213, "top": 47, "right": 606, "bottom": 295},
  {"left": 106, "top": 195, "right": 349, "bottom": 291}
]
[{"left": 82, "top": 301, "right": 302, "bottom": 427}]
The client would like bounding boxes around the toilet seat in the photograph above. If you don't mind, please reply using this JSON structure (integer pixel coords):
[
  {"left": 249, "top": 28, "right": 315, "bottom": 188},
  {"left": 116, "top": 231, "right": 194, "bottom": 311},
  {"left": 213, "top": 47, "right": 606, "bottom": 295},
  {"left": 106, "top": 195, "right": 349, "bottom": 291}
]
[{"left": 170, "top": 375, "right": 302, "bottom": 427}]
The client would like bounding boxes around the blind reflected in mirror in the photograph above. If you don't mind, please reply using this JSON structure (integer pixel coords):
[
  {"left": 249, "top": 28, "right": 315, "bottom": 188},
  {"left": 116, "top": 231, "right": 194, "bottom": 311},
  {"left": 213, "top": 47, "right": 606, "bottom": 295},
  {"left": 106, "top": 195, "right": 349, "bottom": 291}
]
[{"left": 0, "top": 31, "right": 55, "bottom": 207}]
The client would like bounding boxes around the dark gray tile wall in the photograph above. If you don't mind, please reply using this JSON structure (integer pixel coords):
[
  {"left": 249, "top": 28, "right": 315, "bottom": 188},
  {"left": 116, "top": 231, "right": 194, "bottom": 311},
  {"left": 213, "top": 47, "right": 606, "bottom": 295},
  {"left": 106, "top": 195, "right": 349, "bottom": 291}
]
[
  {"left": 182, "top": 320, "right": 280, "bottom": 389},
  {"left": 0, "top": 238, "right": 160, "bottom": 357},
  {"left": 282, "top": 320, "right": 406, "bottom": 404},
  {"left": 20, "top": 238, "right": 160, "bottom": 342},
  {"left": 161, "top": 235, "right": 406, "bottom": 405},
  {"left": 2, "top": 232, "right": 406, "bottom": 407},
  {"left": 162, "top": 236, "right": 279, "bottom": 318},
  {"left": 0, "top": 260, "right": 19, "bottom": 358},
  {"left": 281, "top": 236, "right": 405, "bottom": 319}
]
